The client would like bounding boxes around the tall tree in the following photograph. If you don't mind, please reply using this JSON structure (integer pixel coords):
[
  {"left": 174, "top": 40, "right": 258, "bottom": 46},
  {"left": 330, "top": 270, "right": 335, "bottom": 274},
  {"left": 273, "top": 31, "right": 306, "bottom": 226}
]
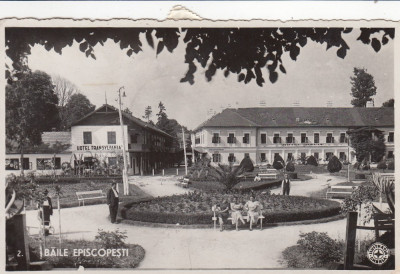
[
  {"left": 143, "top": 106, "right": 153, "bottom": 122},
  {"left": 350, "top": 68, "right": 377, "bottom": 107},
  {"left": 349, "top": 128, "right": 386, "bottom": 163},
  {"left": 6, "top": 28, "right": 394, "bottom": 86},
  {"left": 6, "top": 71, "right": 59, "bottom": 175},
  {"left": 382, "top": 98, "right": 394, "bottom": 107},
  {"left": 52, "top": 75, "right": 80, "bottom": 130},
  {"left": 63, "top": 93, "right": 95, "bottom": 128}
]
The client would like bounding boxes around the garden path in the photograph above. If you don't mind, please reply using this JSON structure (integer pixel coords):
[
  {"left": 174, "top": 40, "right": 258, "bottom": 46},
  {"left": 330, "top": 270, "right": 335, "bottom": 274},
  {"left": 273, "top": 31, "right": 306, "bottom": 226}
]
[
  {"left": 24, "top": 173, "right": 377, "bottom": 269},
  {"left": 128, "top": 175, "right": 190, "bottom": 197},
  {"left": 270, "top": 173, "right": 346, "bottom": 196},
  {"left": 27, "top": 203, "right": 372, "bottom": 269}
]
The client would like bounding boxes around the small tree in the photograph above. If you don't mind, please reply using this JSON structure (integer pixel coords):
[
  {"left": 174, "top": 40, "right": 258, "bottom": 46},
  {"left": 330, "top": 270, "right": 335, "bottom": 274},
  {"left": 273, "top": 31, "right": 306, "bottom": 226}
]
[
  {"left": 327, "top": 156, "right": 342, "bottom": 173},
  {"left": 286, "top": 161, "right": 295, "bottom": 172},
  {"left": 208, "top": 164, "right": 244, "bottom": 190},
  {"left": 382, "top": 98, "right": 394, "bottom": 107},
  {"left": 273, "top": 154, "right": 285, "bottom": 170},
  {"left": 306, "top": 155, "right": 318, "bottom": 166},
  {"left": 350, "top": 67, "right": 377, "bottom": 107},
  {"left": 239, "top": 156, "right": 254, "bottom": 172}
]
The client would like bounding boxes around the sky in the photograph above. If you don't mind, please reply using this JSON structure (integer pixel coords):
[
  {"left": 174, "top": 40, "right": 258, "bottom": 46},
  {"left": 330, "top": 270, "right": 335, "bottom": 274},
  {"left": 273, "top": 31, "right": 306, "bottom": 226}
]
[{"left": 26, "top": 28, "right": 394, "bottom": 130}]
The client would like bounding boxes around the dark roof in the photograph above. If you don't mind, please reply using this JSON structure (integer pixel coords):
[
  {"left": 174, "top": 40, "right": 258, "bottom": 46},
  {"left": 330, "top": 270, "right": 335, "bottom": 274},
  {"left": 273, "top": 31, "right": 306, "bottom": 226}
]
[
  {"left": 72, "top": 104, "right": 173, "bottom": 138},
  {"left": 194, "top": 107, "right": 394, "bottom": 130}
]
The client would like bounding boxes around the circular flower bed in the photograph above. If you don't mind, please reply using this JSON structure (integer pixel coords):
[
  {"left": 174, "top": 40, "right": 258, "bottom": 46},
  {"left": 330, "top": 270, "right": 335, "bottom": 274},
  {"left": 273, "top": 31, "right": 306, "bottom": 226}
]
[{"left": 120, "top": 191, "right": 341, "bottom": 225}]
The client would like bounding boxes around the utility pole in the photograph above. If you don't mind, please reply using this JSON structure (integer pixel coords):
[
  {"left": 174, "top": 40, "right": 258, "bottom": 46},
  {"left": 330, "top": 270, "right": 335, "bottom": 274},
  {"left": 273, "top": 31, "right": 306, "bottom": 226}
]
[
  {"left": 117, "top": 87, "right": 129, "bottom": 195},
  {"left": 182, "top": 127, "right": 188, "bottom": 175}
]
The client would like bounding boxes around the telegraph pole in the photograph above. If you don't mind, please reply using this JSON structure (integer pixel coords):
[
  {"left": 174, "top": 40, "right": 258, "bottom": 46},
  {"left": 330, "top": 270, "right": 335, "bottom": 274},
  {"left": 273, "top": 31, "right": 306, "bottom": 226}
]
[{"left": 117, "top": 87, "right": 129, "bottom": 195}]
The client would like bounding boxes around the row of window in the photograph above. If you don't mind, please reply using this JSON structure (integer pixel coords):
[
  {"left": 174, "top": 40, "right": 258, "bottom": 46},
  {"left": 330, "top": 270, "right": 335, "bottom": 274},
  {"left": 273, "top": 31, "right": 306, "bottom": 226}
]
[
  {"left": 83, "top": 131, "right": 117, "bottom": 145},
  {"left": 6, "top": 158, "right": 62, "bottom": 170},
  {"left": 210, "top": 132, "right": 395, "bottom": 145}
]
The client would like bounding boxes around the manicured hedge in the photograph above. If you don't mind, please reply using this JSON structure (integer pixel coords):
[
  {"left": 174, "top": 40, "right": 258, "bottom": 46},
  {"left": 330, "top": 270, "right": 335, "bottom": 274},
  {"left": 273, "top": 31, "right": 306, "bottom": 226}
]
[
  {"left": 120, "top": 195, "right": 341, "bottom": 225},
  {"left": 354, "top": 173, "right": 366, "bottom": 180},
  {"left": 36, "top": 176, "right": 122, "bottom": 185}
]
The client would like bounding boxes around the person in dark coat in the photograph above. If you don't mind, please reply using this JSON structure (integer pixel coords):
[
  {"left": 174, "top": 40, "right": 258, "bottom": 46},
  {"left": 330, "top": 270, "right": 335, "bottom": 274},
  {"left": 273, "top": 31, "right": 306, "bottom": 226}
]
[
  {"left": 281, "top": 173, "right": 291, "bottom": 195},
  {"left": 107, "top": 182, "right": 120, "bottom": 223},
  {"left": 38, "top": 189, "right": 53, "bottom": 236}
]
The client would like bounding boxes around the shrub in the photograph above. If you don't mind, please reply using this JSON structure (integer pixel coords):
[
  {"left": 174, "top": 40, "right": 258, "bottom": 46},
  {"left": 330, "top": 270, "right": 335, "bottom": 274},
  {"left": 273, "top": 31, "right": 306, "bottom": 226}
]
[
  {"left": 121, "top": 193, "right": 341, "bottom": 225},
  {"left": 285, "top": 161, "right": 295, "bottom": 172},
  {"left": 327, "top": 156, "right": 342, "bottom": 173},
  {"left": 287, "top": 172, "right": 298, "bottom": 180},
  {"left": 208, "top": 164, "right": 244, "bottom": 190},
  {"left": 353, "top": 162, "right": 361, "bottom": 170},
  {"left": 306, "top": 155, "right": 318, "bottom": 166},
  {"left": 282, "top": 231, "right": 343, "bottom": 268},
  {"left": 273, "top": 154, "right": 285, "bottom": 170},
  {"left": 387, "top": 160, "right": 395, "bottom": 170},
  {"left": 239, "top": 156, "right": 254, "bottom": 172},
  {"left": 95, "top": 229, "right": 128, "bottom": 249},
  {"left": 377, "top": 160, "right": 387, "bottom": 171},
  {"left": 354, "top": 173, "right": 366, "bottom": 180}
]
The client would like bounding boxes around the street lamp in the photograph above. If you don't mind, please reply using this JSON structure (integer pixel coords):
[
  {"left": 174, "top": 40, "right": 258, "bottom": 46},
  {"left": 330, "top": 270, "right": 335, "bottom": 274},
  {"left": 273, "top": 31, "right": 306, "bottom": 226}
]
[{"left": 117, "top": 87, "right": 129, "bottom": 195}]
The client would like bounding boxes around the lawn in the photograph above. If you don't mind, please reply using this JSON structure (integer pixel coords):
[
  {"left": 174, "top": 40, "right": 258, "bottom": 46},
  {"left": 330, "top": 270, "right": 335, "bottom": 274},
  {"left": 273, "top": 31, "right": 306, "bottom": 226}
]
[{"left": 26, "top": 180, "right": 151, "bottom": 210}]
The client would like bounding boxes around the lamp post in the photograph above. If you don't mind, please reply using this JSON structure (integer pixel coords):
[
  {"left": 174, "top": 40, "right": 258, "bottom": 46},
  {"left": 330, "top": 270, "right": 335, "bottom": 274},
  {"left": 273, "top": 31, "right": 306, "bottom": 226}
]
[{"left": 117, "top": 87, "right": 129, "bottom": 195}]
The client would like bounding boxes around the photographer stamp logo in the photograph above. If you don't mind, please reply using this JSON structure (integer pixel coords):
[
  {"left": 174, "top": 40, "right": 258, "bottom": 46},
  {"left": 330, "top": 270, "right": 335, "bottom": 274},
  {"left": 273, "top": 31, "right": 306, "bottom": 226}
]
[{"left": 367, "top": 242, "right": 390, "bottom": 265}]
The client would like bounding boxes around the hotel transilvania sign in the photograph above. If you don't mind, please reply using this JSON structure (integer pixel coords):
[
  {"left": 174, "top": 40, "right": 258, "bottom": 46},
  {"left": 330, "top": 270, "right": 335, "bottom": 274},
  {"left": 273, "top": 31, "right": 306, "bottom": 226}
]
[{"left": 76, "top": 145, "right": 122, "bottom": 151}]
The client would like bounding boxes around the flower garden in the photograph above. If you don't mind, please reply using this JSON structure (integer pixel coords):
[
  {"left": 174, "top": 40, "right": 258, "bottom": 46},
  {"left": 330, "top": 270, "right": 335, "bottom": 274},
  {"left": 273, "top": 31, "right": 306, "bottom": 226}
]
[{"left": 120, "top": 190, "right": 341, "bottom": 225}]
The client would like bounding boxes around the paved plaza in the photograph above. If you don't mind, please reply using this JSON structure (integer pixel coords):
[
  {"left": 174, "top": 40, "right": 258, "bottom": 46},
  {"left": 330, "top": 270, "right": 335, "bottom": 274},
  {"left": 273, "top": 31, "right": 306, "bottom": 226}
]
[{"left": 25, "top": 173, "right": 377, "bottom": 269}]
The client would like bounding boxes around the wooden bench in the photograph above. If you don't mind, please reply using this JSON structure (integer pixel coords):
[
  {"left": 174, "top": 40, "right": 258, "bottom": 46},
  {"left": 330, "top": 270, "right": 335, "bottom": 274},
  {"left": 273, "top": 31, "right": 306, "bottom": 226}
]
[
  {"left": 374, "top": 213, "right": 394, "bottom": 239},
  {"left": 326, "top": 185, "right": 358, "bottom": 199},
  {"left": 177, "top": 177, "right": 190, "bottom": 188},
  {"left": 76, "top": 190, "right": 107, "bottom": 206},
  {"left": 259, "top": 173, "right": 278, "bottom": 180},
  {"left": 212, "top": 209, "right": 265, "bottom": 230}
]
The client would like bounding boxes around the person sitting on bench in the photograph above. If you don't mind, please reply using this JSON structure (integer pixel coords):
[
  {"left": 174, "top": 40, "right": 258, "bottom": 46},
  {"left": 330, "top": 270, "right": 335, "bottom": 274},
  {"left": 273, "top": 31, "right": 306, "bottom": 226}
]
[
  {"left": 230, "top": 197, "right": 246, "bottom": 231},
  {"left": 212, "top": 200, "right": 230, "bottom": 232},
  {"left": 244, "top": 195, "right": 263, "bottom": 231}
]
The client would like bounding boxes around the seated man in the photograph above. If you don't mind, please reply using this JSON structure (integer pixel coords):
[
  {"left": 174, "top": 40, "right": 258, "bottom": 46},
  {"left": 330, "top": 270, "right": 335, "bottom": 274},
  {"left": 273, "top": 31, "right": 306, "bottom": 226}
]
[{"left": 244, "top": 195, "right": 263, "bottom": 231}]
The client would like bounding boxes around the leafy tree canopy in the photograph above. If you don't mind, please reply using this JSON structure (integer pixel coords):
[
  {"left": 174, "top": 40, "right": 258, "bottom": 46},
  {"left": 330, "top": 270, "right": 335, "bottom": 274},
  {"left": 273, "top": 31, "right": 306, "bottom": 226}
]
[
  {"left": 6, "top": 71, "right": 59, "bottom": 149},
  {"left": 349, "top": 128, "right": 386, "bottom": 163},
  {"left": 64, "top": 93, "right": 96, "bottom": 128},
  {"left": 273, "top": 154, "right": 285, "bottom": 170},
  {"left": 382, "top": 98, "right": 394, "bottom": 107},
  {"left": 350, "top": 67, "right": 377, "bottom": 107},
  {"left": 327, "top": 156, "right": 342, "bottom": 173},
  {"left": 6, "top": 27, "right": 394, "bottom": 86}
]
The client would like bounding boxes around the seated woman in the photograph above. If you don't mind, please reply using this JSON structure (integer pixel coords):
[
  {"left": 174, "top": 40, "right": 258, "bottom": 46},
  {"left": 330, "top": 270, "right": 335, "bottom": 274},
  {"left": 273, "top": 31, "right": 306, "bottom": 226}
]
[
  {"left": 230, "top": 197, "right": 246, "bottom": 231},
  {"left": 244, "top": 195, "right": 263, "bottom": 231},
  {"left": 212, "top": 200, "right": 230, "bottom": 232}
]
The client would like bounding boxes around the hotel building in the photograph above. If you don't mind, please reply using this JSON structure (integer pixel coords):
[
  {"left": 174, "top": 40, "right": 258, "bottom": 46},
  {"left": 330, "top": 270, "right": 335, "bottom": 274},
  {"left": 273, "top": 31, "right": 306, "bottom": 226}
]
[{"left": 193, "top": 107, "right": 394, "bottom": 165}]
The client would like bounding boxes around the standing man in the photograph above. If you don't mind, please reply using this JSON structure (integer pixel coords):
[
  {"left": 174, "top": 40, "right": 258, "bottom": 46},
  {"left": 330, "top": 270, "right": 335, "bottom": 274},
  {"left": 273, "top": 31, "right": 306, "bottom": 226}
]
[
  {"left": 107, "top": 181, "right": 119, "bottom": 223},
  {"left": 38, "top": 189, "right": 53, "bottom": 236},
  {"left": 281, "top": 173, "right": 291, "bottom": 195}
]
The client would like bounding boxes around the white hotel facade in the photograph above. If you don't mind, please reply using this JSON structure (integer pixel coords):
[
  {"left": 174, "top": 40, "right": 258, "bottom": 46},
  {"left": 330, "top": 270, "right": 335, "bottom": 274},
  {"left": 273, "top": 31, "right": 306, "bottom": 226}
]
[{"left": 193, "top": 107, "right": 394, "bottom": 165}]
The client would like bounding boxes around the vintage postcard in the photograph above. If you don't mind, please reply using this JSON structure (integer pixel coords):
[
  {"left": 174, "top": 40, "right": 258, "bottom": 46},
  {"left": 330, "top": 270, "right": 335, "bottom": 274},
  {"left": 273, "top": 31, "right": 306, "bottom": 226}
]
[{"left": 1, "top": 13, "right": 399, "bottom": 272}]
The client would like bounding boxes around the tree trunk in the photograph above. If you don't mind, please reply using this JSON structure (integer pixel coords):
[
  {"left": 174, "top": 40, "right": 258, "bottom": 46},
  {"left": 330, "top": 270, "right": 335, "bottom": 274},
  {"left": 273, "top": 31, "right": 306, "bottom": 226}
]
[{"left": 20, "top": 143, "right": 24, "bottom": 176}]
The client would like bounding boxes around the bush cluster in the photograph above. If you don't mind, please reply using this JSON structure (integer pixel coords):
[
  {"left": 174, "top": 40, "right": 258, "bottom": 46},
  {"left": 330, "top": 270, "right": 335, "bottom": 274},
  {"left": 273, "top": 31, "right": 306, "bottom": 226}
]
[
  {"left": 120, "top": 192, "right": 341, "bottom": 225},
  {"left": 281, "top": 231, "right": 343, "bottom": 268}
]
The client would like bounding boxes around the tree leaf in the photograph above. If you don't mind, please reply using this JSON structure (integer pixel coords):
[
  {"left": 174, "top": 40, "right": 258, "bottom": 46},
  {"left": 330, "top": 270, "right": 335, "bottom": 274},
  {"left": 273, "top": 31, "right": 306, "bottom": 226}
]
[
  {"left": 371, "top": 38, "right": 381, "bottom": 52},
  {"left": 156, "top": 41, "right": 164, "bottom": 55},
  {"left": 79, "top": 42, "right": 88, "bottom": 53},
  {"left": 279, "top": 64, "right": 286, "bottom": 74},
  {"left": 127, "top": 48, "right": 133, "bottom": 57},
  {"left": 146, "top": 30, "right": 154, "bottom": 48},
  {"left": 224, "top": 70, "right": 230, "bottom": 77},
  {"left": 289, "top": 45, "right": 300, "bottom": 61},
  {"left": 336, "top": 46, "right": 347, "bottom": 59},
  {"left": 269, "top": 71, "right": 278, "bottom": 83},
  {"left": 382, "top": 35, "right": 389, "bottom": 45},
  {"left": 238, "top": 73, "right": 245, "bottom": 82}
]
